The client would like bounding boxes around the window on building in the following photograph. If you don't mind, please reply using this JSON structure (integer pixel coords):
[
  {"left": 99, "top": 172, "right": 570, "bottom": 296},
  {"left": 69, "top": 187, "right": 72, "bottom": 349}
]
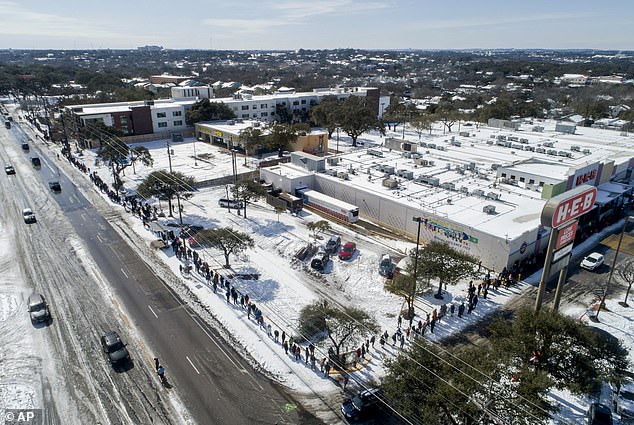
[
  {"left": 539, "top": 181, "right": 545, "bottom": 187},
  {"left": 121, "top": 125, "right": 129, "bottom": 134},
  {"left": 173, "top": 111, "right": 182, "bottom": 117},
  {"left": 270, "top": 111, "right": 275, "bottom": 116},
  {"left": 280, "top": 102, "right": 286, "bottom": 106},
  {"left": 174, "top": 120, "right": 183, "bottom": 126},
  {"left": 519, "top": 177, "right": 525, "bottom": 182},
  {"left": 302, "top": 107, "right": 306, "bottom": 111},
  {"left": 252, "top": 105, "right": 257, "bottom": 109},
  {"left": 510, "top": 175, "right": 516, "bottom": 180},
  {"left": 242, "top": 105, "right": 249, "bottom": 110},
  {"left": 292, "top": 101, "right": 299, "bottom": 106},
  {"left": 529, "top": 179, "right": 535, "bottom": 184},
  {"left": 120, "top": 116, "right": 128, "bottom": 124},
  {"left": 158, "top": 122, "right": 167, "bottom": 128},
  {"left": 261, "top": 112, "right": 268, "bottom": 117},
  {"left": 301, "top": 99, "right": 306, "bottom": 104},
  {"left": 261, "top": 104, "right": 268, "bottom": 109},
  {"left": 242, "top": 114, "right": 249, "bottom": 119},
  {"left": 157, "top": 112, "right": 167, "bottom": 118}
]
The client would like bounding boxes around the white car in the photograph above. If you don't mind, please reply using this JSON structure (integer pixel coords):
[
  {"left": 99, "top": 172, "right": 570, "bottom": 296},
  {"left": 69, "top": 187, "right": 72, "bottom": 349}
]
[
  {"left": 22, "top": 208, "right": 36, "bottom": 224},
  {"left": 580, "top": 252, "right": 604, "bottom": 271}
]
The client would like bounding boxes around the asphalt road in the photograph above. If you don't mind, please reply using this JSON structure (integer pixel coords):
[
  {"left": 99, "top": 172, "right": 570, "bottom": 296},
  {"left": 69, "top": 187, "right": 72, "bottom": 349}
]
[{"left": 3, "top": 119, "right": 323, "bottom": 424}]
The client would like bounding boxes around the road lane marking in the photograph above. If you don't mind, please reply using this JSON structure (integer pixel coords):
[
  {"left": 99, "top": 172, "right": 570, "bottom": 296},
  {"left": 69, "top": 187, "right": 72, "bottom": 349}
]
[
  {"left": 148, "top": 305, "right": 158, "bottom": 318},
  {"left": 186, "top": 356, "right": 200, "bottom": 375},
  {"left": 96, "top": 234, "right": 103, "bottom": 243},
  {"left": 120, "top": 268, "right": 129, "bottom": 278}
]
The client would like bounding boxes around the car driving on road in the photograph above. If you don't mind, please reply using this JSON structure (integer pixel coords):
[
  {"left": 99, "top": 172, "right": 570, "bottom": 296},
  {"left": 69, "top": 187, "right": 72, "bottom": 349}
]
[
  {"left": 4, "top": 165, "right": 15, "bottom": 175},
  {"left": 27, "top": 293, "right": 51, "bottom": 324},
  {"left": 22, "top": 208, "right": 36, "bottom": 223},
  {"left": 100, "top": 330, "right": 131, "bottom": 366},
  {"left": 581, "top": 252, "right": 604, "bottom": 271},
  {"left": 341, "top": 387, "right": 383, "bottom": 421},
  {"left": 48, "top": 181, "right": 61, "bottom": 192}
]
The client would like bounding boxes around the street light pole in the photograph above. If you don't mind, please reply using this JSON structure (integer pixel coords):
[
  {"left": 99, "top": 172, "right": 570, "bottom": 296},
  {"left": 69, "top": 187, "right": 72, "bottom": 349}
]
[
  {"left": 595, "top": 216, "right": 634, "bottom": 321},
  {"left": 410, "top": 217, "right": 423, "bottom": 319},
  {"left": 336, "top": 127, "right": 339, "bottom": 154},
  {"left": 167, "top": 140, "right": 184, "bottom": 228}
]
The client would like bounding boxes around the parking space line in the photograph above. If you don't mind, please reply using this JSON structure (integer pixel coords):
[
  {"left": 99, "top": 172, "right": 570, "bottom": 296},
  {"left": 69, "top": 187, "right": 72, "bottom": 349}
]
[{"left": 148, "top": 305, "right": 158, "bottom": 318}]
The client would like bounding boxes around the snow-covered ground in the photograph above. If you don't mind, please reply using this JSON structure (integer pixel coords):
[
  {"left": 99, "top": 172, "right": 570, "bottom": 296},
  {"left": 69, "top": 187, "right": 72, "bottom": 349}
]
[{"left": 34, "top": 118, "right": 634, "bottom": 423}]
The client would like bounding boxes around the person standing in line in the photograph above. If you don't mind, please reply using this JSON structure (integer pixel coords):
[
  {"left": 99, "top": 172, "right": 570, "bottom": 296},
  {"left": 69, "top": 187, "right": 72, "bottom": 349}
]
[
  {"left": 305, "top": 346, "right": 309, "bottom": 365},
  {"left": 430, "top": 318, "right": 436, "bottom": 333},
  {"left": 450, "top": 303, "right": 455, "bottom": 317},
  {"left": 283, "top": 340, "right": 289, "bottom": 355},
  {"left": 274, "top": 329, "right": 279, "bottom": 343}
]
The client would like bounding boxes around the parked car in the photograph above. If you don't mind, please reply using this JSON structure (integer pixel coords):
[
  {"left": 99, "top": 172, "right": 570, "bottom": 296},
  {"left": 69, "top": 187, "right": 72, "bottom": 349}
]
[
  {"left": 311, "top": 251, "right": 330, "bottom": 271},
  {"left": 341, "top": 387, "right": 383, "bottom": 421},
  {"left": 27, "top": 293, "right": 51, "bottom": 324},
  {"left": 48, "top": 181, "right": 61, "bottom": 192},
  {"left": 5, "top": 165, "right": 15, "bottom": 175},
  {"left": 614, "top": 379, "right": 634, "bottom": 420},
  {"left": 100, "top": 331, "right": 131, "bottom": 365},
  {"left": 30, "top": 157, "right": 41, "bottom": 167},
  {"left": 587, "top": 402, "right": 612, "bottom": 424},
  {"left": 581, "top": 252, "right": 604, "bottom": 271},
  {"left": 379, "top": 254, "right": 395, "bottom": 278},
  {"left": 325, "top": 235, "right": 342, "bottom": 254},
  {"left": 22, "top": 208, "right": 36, "bottom": 223},
  {"left": 338, "top": 242, "right": 356, "bottom": 260},
  {"left": 21, "top": 142, "right": 29, "bottom": 151}
]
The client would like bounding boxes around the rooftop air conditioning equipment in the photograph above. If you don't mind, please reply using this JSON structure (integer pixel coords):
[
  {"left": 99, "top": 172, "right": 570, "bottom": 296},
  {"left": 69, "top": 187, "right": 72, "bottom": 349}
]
[
  {"left": 487, "top": 192, "right": 500, "bottom": 200},
  {"left": 483, "top": 205, "right": 496, "bottom": 214},
  {"left": 441, "top": 182, "right": 456, "bottom": 190},
  {"left": 473, "top": 189, "right": 485, "bottom": 197},
  {"left": 571, "top": 145, "right": 581, "bottom": 152},
  {"left": 460, "top": 186, "right": 469, "bottom": 193},
  {"left": 536, "top": 147, "right": 546, "bottom": 153},
  {"left": 382, "top": 178, "right": 398, "bottom": 188},
  {"left": 583, "top": 149, "right": 591, "bottom": 154}
]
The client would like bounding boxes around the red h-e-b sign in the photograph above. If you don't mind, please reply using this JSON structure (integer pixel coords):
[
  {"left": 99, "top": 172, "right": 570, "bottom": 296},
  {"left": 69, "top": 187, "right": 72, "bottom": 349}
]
[
  {"left": 552, "top": 187, "right": 597, "bottom": 228},
  {"left": 556, "top": 221, "right": 578, "bottom": 249}
]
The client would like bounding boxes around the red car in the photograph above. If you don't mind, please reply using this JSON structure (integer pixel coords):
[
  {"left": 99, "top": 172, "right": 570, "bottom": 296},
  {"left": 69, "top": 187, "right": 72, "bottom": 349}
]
[{"left": 338, "top": 242, "right": 356, "bottom": 260}]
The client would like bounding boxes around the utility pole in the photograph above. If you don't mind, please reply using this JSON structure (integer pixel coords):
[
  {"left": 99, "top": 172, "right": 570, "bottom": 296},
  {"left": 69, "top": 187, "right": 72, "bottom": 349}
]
[
  {"left": 410, "top": 217, "right": 423, "bottom": 318},
  {"left": 166, "top": 140, "right": 184, "bottom": 228}
]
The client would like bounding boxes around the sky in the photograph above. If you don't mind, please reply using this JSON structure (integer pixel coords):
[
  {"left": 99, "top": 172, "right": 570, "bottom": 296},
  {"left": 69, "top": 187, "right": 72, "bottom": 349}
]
[{"left": 1, "top": 0, "right": 633, "bottom": 51}]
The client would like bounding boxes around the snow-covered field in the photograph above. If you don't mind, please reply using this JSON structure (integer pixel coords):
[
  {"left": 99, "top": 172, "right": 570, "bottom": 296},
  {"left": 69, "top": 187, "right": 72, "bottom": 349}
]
[{"left": 21, "top": 116, "right": 634, "bottom": 423}]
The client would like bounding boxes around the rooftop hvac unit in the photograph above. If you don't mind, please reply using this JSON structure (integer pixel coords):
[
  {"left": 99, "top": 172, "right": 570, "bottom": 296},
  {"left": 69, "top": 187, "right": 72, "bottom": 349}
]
[
  {"left": 450, "top": 140, "right": 462, "bottom": 147},
  {"left": 490, "top": 135, "right": 496, "bottom": 139},
  {"left": 570, "top": 145, "right": 581, "bottom": 152},
  {"left": 397, "top": 169, "right": 414, "bottom": 179},
  {"left": 491, "top": 164, "right": 500, "bottom": 170},
  {"left": 441, "top": 182, "right": 456, "bottom": 190},
  {"left": 337, "top": 171, "right": 349, "bottom": 180},
  {"left": 483, "top": 205, "right": 496, "bottom": 214},
  {"left": 325, "top": 169, "right": 338, "bottom": 176},
  {"left": 411, "top": 153, "right": 422, "bottom": 159},
  {"left": 327, "top": 157, "right": 340, "bottom": 165},
  {"left": 382, "top": 178, "right": 398, "bottom": 188},
  {"left": 460, "top": 186, "right": 469, "bottom": 193},
  {"left": 508, "top": 136, "right": 519, "bottom": 142},
  {"left": 582, "top": 149, "right": 591, "bottom": 154},
  {"left": 536, "top": 147, "right": 546, "bottom": 153},
  {"left": 543, "top": 141, "right": 554, "bottom": 147},
  {"left": 519, "top": 138, "right": 529, "bottom": 143},
  {"left": 473, "top": 189, "right": 485, "bottom": 197},
  {"left": 367, "top": 149, "right": 384, "bottom": 157},
  {"left": 457, "top": 168, "right": 465, "bottom": 175},
  {"left": 379, "top": 165, "right": 395, "bottom": 174},
  {"left": 512, "top": 144, "right": 523, "bottom": 150},
  {"left": 437, "top": 145, "right": 447, "bottom": 151},
  {"left": 447, "top": 198, "right": 452, "bottom": 204},
  {"left": 427, "top": 143, "right": 437, "bottom": 149},
  {"left": 547, "top": 149, "right": 558, "bottom": 155},
  {"left": 487, "top": 192, "right": 500, "bottom": 200},
  {"left": 419, "top": 142, "right": 427, "bottom": 147},
  {"left": 524, "top": 146, "right": 535, "bottom": 152},
  {"left": 486, "top": 140, "right": 494, "bottom": 145},
  {"left": 402, "top": 151, "right": 412, "bottom": 158}
]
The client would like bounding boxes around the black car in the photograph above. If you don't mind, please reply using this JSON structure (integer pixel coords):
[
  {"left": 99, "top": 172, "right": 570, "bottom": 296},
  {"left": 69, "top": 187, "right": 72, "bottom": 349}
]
[
  {"left": 48, "top": 181, "right": 61, "bottom": 192},
  {"left": 341, "top": 387, "right": 383, "bottom": 421},
  {"left": 21, "top": 143, "right": 29, "bottom": 151},
  {"left": 31, "top": 157, "right": 41, "bottom": 167},
  {"left": 325, "top": 235, "right": 342, "bottom": 254},
  {"left": 5, "top": 165, "right": 15, "bottom": 175},
  {"left": 587, "top": 402, "right": 612, "bottom": 425},
  {"left": 311, "top": 251, "right": 330, "bottom": 271},
  {"left": 27, "top": 293, "right": 51, "bottom": 324},
  {"left": 100, "top": 331, "right": 131, "bottom": 365}
]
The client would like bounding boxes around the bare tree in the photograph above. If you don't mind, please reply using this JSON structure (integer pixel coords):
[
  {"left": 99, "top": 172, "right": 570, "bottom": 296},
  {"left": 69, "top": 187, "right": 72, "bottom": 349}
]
[{"left": 618, "top": 259, "right": 634, "bottom": 306}]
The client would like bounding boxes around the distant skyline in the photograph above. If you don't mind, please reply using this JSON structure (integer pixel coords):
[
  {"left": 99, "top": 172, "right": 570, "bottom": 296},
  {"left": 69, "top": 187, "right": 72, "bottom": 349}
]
[{"left": 1, "top": 0, "right": 632, "bottom": 51}]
